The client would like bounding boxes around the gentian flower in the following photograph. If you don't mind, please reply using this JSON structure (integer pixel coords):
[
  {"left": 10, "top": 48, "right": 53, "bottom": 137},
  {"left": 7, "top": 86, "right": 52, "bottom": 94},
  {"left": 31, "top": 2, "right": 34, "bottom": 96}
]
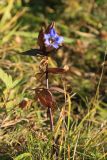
[
  {"left": 22, "top": 23, "right": 64, "bottom": 57},
  {"left": 38, "top": 22, "right": 64, "bottom": 53},
  {"left": 44, "top": 28, "right": 64, "bottom": 49}
]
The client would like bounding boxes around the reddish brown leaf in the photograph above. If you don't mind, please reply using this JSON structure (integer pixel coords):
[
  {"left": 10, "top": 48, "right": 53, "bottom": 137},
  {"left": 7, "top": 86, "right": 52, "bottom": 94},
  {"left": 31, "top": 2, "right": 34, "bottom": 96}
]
[
  {"left": 45, "top": 21, "right": 55, "bottom": 33},
  {"left": 21, "top": 49, "right": 45, "bottom": 56},
  {"left": 37, "top": 27, "right": 45, "bottom": 50},
  {"left": 48, "top": 68, "right": 66, "bottom": 74},
  {"left": 19, "top": 98, "right": 32, "bottom": 109},
  {"left": 35, "top": 88, "right": 56, "bottom": 110}
]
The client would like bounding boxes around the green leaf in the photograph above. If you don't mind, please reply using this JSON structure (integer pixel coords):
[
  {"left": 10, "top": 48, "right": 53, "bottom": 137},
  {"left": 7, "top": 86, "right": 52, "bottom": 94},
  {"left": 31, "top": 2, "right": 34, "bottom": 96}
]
[
  {"left": 64, "top": 37, "right": 75, "bottom": 44},
  {"left": 12, "top": 78, "right": 23, "bottom": 88},
  {"left": 0, "top": 68, "right": 13, "bottom": 89},
  {"left": 14, "top": 153, "right": 32, "bottom": 160},
  {"left": 0, "top": 68, "right": 22, "bottom": 89},
  {"left": 2, "top": 23, "right": 21, "bottom": 44},
  {"left": 0, "top": 0, "right": 14, "bottom": 26}
]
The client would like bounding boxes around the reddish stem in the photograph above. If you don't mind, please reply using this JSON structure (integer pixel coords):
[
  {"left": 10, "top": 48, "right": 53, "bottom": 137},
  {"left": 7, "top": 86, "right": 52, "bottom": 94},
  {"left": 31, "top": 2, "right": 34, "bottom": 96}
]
[{"left": 46, "top": 56, "right": 54, "bottom": 131}]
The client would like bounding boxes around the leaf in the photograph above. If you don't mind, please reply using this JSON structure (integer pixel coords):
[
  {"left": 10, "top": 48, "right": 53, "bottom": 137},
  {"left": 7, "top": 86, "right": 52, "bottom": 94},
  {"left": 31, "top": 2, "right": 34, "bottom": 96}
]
[
  {"left": 50, "top": 86, "right": 66, "bottom": 94},
  {"left": 5, "top": 100, "right": 16, "bottom": 112},
  {"left": 20, "top": 48, "right": 58, "bottom": 57},
  {"left": 21, "top": 49, "right": 45, "bottom": 56},
  {"left": 19, "top": 98, "right": 32, "bottom": 109},
  {"left": 2, "top": 23, "right": 20, "bottom": 44},
  {"left": 1, "top": 118, "right": 29, "bottom": 128},
  {"left": 0, "top": 0, "right": 14, "bottom": 25},
  {"left": 64, "top": 37, "right": 74, "bottom": 44},
  {"left": 15, "top": 31, "right": 38, "bottom": 38},
  {"left": 14, "top": 153, "right": 32, "bottom": 160},
  {"left": 45, "top": 22, "right": 55, "bottom": 33},
  {"left": 39, "top": 58, "right": 48, "bottom": 72},
  {"left": 0, "top": 68, "right": 22, "bottom": 89},
  {"left": 35, "top": 88, "right": 56, "bottom": 110},
  {"left": 0, "top": 68, "right": 13, "bottom": 89},
  {"left": 12, "top": 78, "right": 23, "bottom": 88},
  {"left": 36, "top": 72, "right": 45, "bottom": 81},
  {"left": 48, "top": 68, "right": 66, "bottom": 74},
  {"left": 70, "top": 67, "right": 82, "bottom": 76},
  {"left": 37, "top": 28, "right": 45, "bottom": 50},
  {"left": 100, "top": 30, "right": 107, "bottom": 40}
]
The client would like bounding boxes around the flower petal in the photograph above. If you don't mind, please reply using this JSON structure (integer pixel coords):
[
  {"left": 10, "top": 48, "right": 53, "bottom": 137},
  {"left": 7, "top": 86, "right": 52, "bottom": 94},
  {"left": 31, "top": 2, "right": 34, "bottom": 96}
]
[
  {"left": 52, "top": 42, "right": 59, "bottom": 49},
  {"left": 55, "top": 36, "right": 64, "bottom": 44},
  {"left": 50, "top": 28, "right": 57, "bottom": 37},
  {"left": 44, "top": 34, "right": 50, "bottom": 40},
  {"left": 45, "top": 39, "right": 50, "bottom": 46}
]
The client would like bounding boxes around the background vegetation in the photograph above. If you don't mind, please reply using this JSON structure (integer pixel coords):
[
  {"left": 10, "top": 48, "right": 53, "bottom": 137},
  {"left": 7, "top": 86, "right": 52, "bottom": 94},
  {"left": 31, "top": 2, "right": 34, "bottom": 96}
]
[{"left": 0, "top": 0, "right": 107, "bottom": 159}]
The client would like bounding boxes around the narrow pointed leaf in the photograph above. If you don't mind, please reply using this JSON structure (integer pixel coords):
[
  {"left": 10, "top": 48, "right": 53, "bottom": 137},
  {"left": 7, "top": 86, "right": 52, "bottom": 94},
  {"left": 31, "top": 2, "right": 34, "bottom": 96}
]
[
  {"left": 48, "top": 68, "right": 66, "bottom": 74},
  {"left": 45, "top": 22, "right": 55, "bottom": 33},
  {"left": 14, "top": 153, "right": 32, "bottom": 160},
  {"left": 38, "top": 28, "right": 45, "bottom": 50},
  {"left": 50, "top": 86, "right": 66, "bottom": 94},
  {"left": 21, "top": 49, "right": 45, "bottom": 56}
]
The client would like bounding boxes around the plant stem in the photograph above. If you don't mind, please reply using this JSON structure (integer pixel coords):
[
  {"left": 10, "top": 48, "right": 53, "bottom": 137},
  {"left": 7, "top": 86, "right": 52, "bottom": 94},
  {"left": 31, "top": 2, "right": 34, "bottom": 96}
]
[
  {"left": 48, "top": 107, "right": 54, "bottom": 131},
  {"left": 46, "top": 56, "right": 54, "bottom": 131}
]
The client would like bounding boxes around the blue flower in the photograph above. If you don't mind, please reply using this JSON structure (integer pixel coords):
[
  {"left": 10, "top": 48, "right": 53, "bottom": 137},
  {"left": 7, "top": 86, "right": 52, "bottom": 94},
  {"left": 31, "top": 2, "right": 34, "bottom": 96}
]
[{"left": 44, "top": 28, "right": 64, "bottom": 49}]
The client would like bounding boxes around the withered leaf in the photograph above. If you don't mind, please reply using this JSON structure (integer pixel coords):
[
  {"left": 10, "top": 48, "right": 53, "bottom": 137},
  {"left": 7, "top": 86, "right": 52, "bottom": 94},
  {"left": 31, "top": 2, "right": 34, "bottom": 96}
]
[
  {"left": 70, "top": 66, "right": 82, "bottom": 76},
  {"left": 1, "top": 118, "right": 29, "bottom": 128},
  {"left": 36, "top": 72, "right": 45, "bottom": 81},
  {"left": 48, "top": 68, "right": 66, "bottom": 74},
  {"left": 19, "top": 98, "right": 32, "bottom": 109},
  {"left": 50, "top": 86, "right": 66, "bottom": 94},
  {"left": 35, "top": 88, "right": 56, "bottom": 110},
  {"left": 39, "top": 58, "right": 48, "bottom": 72},
  {"left": 100, "top": 30, "right": 107, "bottom": 40}
]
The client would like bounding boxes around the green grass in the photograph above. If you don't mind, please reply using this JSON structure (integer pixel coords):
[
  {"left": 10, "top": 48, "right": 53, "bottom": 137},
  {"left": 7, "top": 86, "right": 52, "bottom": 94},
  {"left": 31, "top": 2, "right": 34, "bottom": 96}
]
[{"left": 0, "top": 0, "right": 107, "bottom": 159}]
